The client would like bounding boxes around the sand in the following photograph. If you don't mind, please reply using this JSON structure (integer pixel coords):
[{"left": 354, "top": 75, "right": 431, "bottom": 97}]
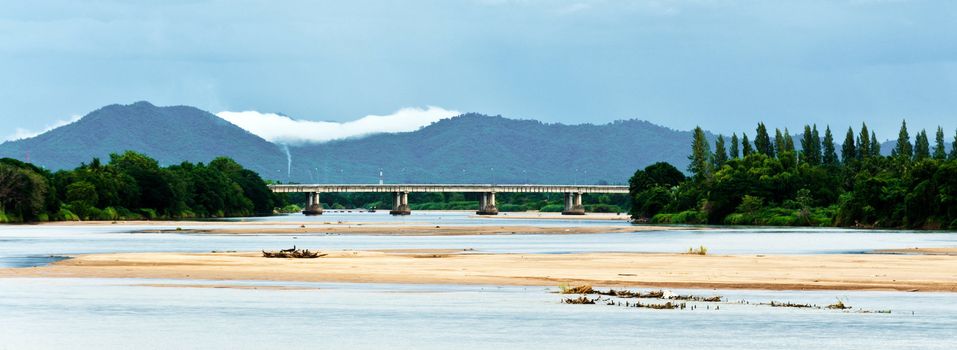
[{"left": 5, "top": 249, "right": 955, "bottom": 292}]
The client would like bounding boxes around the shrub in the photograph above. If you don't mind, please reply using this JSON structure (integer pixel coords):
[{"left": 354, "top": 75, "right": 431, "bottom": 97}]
[
  {"left": 498, "top": 204, "right": 527, "bottom": 212},
  {"left": 586, "top": 204, "right": 622, "bottom": 213},
  {"left": 539, "top": 204, "right": 564, "bottom": 212},
  {"left": 139, "top": 208, "right": 158, "bottom": 220},
  {"left": 56, "top": 208, "right": 80, "bottom": 221}
]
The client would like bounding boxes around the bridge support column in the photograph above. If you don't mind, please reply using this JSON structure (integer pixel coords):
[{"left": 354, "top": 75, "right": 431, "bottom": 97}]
[
  {"left": 302, "top": 192, "right": 323, "bottom": 215},
  {"left": 476, "top": 192, "right": 498, "bottom": 215},
  {"left": 390, "top": 191, "right": 411, "bottom": 215},
  {"left": 561, "top": 192, "right": 585, "bottom": 215}
]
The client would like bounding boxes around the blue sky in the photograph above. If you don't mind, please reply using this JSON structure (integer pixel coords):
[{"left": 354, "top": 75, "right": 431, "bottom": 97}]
[{"left": 2, "top": 0, "right": 955, "bottom": 142}]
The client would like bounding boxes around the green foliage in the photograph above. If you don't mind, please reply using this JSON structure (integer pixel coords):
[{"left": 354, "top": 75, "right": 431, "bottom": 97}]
[
  {"left": 741, "top": 133, "right": 753, "bottom": 157},
  {"left": 498, "top": 203, "right": 528, "bottom": 212},
  {"left": 539, "top": 204, "right": 565, "bottom": 212},
  {"left": 822, "top": 126, "right": 838, "bottom": 166},
  {"left": 0, "top": 151, "right": 285, "bottom": 222},
  {"left": 651, "top": 210, "right": 707, "bottom": 224},
  {"left": 688, "top": 126, "right": 712, "bottom": 180},
  {"left": 934, "top": 127, "right": 947, "bottom": 160},
  {"left": 630, "top": 122, "right": 957, "bottom": 229},
  {"left": 713, "top": 135, "right": 728, "bottom": 167},
  {"left": 914, "top": 130, "right": 930, "bottom": 161},
  {"left": 730, "top": 133, "right": 740, "bottom": 159},
  {"left": 754, "top": 123, "right": 773, "bottom": 157},
  {"left": 584, "top": 204, "right": 622, "bottom": 213}
]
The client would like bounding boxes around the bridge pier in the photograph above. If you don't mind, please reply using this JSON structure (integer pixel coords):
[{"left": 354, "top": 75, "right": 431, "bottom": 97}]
[
  {"left": 476, "top": 192, "right": 498, "bottom": 215},
  {"left": 390, "top": 191, "right": 411, "bottom": 215},
  {"left": 302, "top": 192, "right": 323, "bottom": 215},
  {"left": 561, "top": 192, "right": 585, "bottom": 215}
]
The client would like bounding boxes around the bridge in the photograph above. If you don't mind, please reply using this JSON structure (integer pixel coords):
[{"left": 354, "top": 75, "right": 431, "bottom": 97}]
[{"left": 268, "top": 184, "right": 629, "bottom": 216}]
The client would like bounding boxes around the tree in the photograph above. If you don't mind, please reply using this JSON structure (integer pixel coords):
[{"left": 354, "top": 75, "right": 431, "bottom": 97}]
[
  {"left": 800, "top": 125, "right": 821, "bottom": 165},
  {"left": 893, "top": 120, "right": 912, "bottom": 159},
  {"left": 0, "top": 162, "right": 50, "bottom": 221},
  {"left": 688, "top": 126, "right": 712, "bottom": 180},
  {"left": 842, "top": 127, "right": 856, "bottom": 164},
  {"left": 952, "top": 129, "right": 957, "bottom": 160},
  {"left": 714, "top": 135, "right": 728, "bottom": 167},
  {"left": 934, "top": 126, "right": 947, "bottom": 160},
  {"left": 774, "top": 128, "right": 785, "bottom": 158},
  {"left": 870, "top": 131, "right": 881, "bottom": 158},
  {"left": 857, "top": 123, "right": 871, "bottom": 160},
  {"left": 742, "top": 134, "right": 753, "bottom": 156},
  {"left": 914, "top": 130, "right": 930, "bottom": 161},
  {"left": 822, "top": 126, "right": 838, "bottom": 166},
  {"left": 730, "top": 133, "right": 740, "bottom": 159},
  {"left": 754, "top": 123, "right": 774, "bottom": 157}
]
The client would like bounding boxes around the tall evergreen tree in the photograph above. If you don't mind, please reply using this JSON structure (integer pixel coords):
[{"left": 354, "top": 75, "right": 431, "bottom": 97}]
[
  {"left": 933, "top": 126, "right": 946, "bottom": 160},
  {"left": 754, "top": 123, "right": 773, "bottom": 157},
  {"left": 811, "top": 124, "right": 822, "bottom": 164},
  {"left": 842, "top": 127, "right": 856, "bottom": 164},
  {"left": 774, "top": 128, "right": 785, "bottom": 157},
  {"left": 688, "top": 126, "right": 712, "bottom": 180},
  {"left": 951, "top": 129, "right": 957, "bottom": 160},
  {"left": 870, "top": 131, "right": 881, "bottom": 157},
  {"left": 730, "top": 133, "right": 740, "bottom": 159},
  {"left": 800, "top": 125, "right": 814, "bottom": 164},
  {"left": 822, "top": 126, "right": 838, "bottom": 166},
  {"left": 893, "top": 120, "right": 912, "bottom": 159},
  {"left": 784, "top": 128, "right": 795, "bottom": 154},
  {"left": 714, "top": 135, "right": 728, "bottom": 167},
  {"left": 742, "top": 133, "right": 753, "bottom": 157},
  {"left": 857, "top": 123, "right": 870, "bottom": 160},
  {"left": 914, "top": 130, "right": 930, "bottom": 160},
  {"left": 800, "top": 125, "right": 821, "bottom": 165}
]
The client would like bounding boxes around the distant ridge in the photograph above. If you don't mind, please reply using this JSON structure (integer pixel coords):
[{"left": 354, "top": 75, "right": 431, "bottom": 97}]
[
  {"left": 0, "top": 101, "right": 286, "bottom": 175},
  {"left": 0, "top": 103, "right": 701, "bottom": 183},
  {"left": 287, "top": 114, "right": 698, "bottom": 184}
]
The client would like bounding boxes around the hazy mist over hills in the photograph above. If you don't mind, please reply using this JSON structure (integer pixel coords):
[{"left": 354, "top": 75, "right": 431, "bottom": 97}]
[{"left": 0, "top": 102, "right": 700, "bottom": 184}]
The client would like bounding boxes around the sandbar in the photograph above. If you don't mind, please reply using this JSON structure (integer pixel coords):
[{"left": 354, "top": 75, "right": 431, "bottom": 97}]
[{"left": 4, "top": 250, "right": 955, "bottom": 292}]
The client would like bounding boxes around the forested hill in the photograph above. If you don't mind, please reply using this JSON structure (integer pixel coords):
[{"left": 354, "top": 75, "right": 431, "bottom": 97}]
[
  {"left": 1, "top": 103, "right": 703, "bottom": 184},
  {"left": 0, "top": 102, "right": 286, "bottom": 176},
  {"left": 288, "top": 114, "right": 699, "bottom": 184}
]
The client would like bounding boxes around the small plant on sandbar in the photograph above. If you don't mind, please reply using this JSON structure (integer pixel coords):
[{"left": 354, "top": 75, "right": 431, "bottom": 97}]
[
  {"left": 558, "top": 283, "right": 594, "bottom": 294},
  {"left": 686, "top": 245, "right": 708, "bottom": 255}
]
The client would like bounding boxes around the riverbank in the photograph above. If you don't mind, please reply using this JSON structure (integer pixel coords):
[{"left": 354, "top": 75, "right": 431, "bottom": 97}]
[{"left": 5, "top": 249, "right": 955, "bottom": 292}]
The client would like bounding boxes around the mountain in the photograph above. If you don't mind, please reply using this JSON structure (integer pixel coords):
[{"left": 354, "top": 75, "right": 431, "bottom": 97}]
[
  {"left": 287, "top": 114, "right": 696, "bottom": 184},
  {"left": 1, "top": 103, "right": 699, "bottom": 184},
  {"left": 0, "top": 101, "right": 287, "bottom": 175}
]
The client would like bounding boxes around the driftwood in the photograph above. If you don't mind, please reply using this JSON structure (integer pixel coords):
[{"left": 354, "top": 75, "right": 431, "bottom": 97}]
[{"left": 262, "top": 247, "right": 327, "bottom": 258}]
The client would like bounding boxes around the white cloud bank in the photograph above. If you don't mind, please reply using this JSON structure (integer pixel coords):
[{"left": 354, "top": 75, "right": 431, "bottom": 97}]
[
  {"left": 4, "top": 114, "right": 83, "bottom": 142},
  {"left": 216, "top": 106, "right": 461, "bottom": 144}
]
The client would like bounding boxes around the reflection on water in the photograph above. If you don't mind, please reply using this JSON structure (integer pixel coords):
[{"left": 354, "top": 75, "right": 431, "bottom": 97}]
[{"left": 0, "top": 278, "right": 955, "bottom": 350}]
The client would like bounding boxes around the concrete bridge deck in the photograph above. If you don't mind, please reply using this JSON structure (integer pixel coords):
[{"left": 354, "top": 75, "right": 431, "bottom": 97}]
[
  {"left": 268, "top": 184, "right": 628, "bottom": 194},
  {"left": 267, "top": 184, "right": 628, "bottom": 216}
]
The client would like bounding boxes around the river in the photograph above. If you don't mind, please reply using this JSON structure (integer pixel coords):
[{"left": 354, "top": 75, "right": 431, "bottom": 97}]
[{"left": 0, "top": 212, "right": 955, "bottom": 349}]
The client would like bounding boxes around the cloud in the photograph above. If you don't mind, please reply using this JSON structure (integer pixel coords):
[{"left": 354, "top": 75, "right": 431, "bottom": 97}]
[
  {"left": 4, "top": 114, "right": 82, "bottom": 141},
  {"left": 216, "top": 106, "right": 461, "bottom": 145}
]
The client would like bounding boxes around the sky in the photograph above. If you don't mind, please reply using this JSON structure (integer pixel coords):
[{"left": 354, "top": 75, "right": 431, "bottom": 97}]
[{"left": 1, "top": 0, "right": 956, "bottom": 143}]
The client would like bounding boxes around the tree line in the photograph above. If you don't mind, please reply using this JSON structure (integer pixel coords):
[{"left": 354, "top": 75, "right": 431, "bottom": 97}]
[
  {"left": 0, "top": 151, "right": 286, "bottom": 222},
  {"left": 630, "top": 121, "right": 957, "bottom": 229}
]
